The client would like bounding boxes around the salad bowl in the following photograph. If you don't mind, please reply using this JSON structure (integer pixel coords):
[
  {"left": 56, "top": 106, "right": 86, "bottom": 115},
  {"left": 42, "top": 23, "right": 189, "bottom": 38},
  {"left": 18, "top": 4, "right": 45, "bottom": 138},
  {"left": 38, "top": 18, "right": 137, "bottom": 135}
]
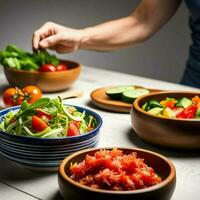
[
  {"left": 4, "top": 59, "right": 81, "bottom": 93},
  {"left": 58, "top": 147, "right": 176, "bottom": 200},
  {"left": 0, "top": 45, "right": 81, "bottom": 92},
  {"left": 131, "top": 91, "right": 200, "bottom": 149},
  {"left": 0, "top": 103, "right": 103, "bottom": 171}
]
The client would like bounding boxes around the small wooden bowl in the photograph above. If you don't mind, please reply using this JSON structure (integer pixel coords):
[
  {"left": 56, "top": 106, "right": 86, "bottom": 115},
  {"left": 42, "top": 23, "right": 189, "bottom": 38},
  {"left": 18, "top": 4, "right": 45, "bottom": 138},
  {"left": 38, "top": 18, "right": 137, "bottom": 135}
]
[
  {"left": 3, "top": 60, "right": 81, "bottom": 92},
  {"left": 58, "top": 147, "right": 176, "bottom": 200},
  {"left": 131, "top": 91, "right": 200, "bottom": 149}
]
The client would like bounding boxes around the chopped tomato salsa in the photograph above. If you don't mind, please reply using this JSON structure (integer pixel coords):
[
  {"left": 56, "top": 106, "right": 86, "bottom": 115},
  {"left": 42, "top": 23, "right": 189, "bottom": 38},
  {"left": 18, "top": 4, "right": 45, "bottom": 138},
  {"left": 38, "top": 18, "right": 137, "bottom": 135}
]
[{"left": 70, "top": 149, "right": 161, "bottom": 191}]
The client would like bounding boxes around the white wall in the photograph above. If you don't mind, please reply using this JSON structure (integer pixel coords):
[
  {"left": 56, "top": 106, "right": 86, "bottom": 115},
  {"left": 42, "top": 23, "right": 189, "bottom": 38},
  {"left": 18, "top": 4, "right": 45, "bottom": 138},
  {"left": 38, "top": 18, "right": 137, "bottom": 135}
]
[{"left": 0, "top": 0, "right": 191, "bottom": 83}]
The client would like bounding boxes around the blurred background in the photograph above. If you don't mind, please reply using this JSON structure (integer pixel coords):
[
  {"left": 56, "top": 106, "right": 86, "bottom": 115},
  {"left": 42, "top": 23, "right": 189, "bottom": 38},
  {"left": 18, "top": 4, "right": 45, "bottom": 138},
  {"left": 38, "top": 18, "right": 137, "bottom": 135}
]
[{"left": 0, "top": 0, "right": 190, "bottom": 83}]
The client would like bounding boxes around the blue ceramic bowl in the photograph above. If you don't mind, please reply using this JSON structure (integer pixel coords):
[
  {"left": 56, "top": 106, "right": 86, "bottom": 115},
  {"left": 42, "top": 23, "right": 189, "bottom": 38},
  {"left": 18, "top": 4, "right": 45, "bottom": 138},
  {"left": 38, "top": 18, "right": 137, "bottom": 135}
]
[
  {"left": 0, "top": 105, "right": 102, "bottom": 170},
  {"left": 0, "top": 105, "right": 102, "bottom": 145}
]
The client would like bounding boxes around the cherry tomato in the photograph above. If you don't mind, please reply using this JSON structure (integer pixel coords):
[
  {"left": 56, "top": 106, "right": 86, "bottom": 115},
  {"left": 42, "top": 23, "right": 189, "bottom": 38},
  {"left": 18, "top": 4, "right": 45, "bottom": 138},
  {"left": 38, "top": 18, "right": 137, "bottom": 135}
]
[
  {"left": 3, "top": 87, "right": 24, "bottom": 106},
  {"left": 67, "top": 122, "right": 80, "bottom": 137},
  {"left": 56, "top": 63, "right": 68, "bottom": 71},
  {"left": 32, "top": 115, "right": 48, "bottom": 132},
  {"left": 39, "top": 64, "right": 56, "bottom": 72},
  {"left": 23, "top": 85, "right": 42, "bottom": 104},
  {"left": 176, "top": 105, "right": 197, "bottom": 119}
]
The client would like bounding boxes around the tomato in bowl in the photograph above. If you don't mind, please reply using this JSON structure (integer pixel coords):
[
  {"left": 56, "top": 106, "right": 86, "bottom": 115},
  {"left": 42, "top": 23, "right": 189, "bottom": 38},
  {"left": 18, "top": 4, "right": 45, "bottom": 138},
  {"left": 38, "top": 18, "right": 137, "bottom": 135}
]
[
  {"left": 3, "top": 60, "right": 81, "bottom": 92},
  {"left": 58, "top": 147, "right": 176, "bottom": 200},
  {"left": 1, "top": 45, "right": 81, "bottom": 92},
  {"left": 39, "top": 63, "right": 68, "bottom": 72},
  {"left": 131, "top": 91, "right": 200, "bottom": 149}
]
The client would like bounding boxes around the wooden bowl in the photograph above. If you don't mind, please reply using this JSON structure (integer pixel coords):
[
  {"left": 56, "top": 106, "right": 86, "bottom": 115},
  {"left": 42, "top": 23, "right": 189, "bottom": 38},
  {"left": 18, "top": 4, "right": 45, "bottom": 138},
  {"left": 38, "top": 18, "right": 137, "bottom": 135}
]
[
  {"left": 131, "top": 91, "right": 200, "bottom": 149},
  {"left": 3, "top": 60, "right": 81, "bottom": 92},
  {"left": 58, "top": 147, "right": 176, "bottom": 200}
]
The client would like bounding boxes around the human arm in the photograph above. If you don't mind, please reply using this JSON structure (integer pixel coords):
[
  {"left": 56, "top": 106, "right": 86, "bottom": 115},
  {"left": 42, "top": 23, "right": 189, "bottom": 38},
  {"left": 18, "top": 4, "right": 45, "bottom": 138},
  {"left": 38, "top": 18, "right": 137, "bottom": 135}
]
[{"left": 32, "top": 0, "right": 182, "bottom": 52}]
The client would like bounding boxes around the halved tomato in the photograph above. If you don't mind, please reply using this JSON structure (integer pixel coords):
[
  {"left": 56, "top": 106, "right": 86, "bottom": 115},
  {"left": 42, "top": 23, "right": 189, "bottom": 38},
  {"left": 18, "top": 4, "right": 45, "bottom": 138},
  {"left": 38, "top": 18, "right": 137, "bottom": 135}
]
[
  {"left": 67, "top": 122, "right": 80, "bottom": 137},
  {"left": 32, "top": 115, "right": 48, "bottom": 132}
]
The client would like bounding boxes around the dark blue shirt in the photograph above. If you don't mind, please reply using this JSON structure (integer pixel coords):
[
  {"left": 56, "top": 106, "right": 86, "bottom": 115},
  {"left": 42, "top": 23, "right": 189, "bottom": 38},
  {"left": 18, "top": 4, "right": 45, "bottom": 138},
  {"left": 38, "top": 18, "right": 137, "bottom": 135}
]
[{"left": 181, "top": 0, "right": 200, "bottom": 88}]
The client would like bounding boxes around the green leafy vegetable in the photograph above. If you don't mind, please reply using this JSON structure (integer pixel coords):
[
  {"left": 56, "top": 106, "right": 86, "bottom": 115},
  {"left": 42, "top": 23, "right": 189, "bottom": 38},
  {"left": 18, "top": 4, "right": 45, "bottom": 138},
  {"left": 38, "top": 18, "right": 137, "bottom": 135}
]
[
  {"left": 0, "top": 45, "right": 59, "bottom": 71},
  {"left": 0, "top": 97, "right": 97, "bottom": 138}
]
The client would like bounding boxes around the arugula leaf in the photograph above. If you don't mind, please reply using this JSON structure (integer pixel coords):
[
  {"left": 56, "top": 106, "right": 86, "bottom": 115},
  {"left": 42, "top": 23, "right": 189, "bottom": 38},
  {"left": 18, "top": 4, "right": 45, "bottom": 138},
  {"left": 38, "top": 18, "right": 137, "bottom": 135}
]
[
  {"left": 26, "top": 98, "right": 50, "bottom": 110},
  {"left": 16, "top": 98, "right": 50, "bottom": 118}
]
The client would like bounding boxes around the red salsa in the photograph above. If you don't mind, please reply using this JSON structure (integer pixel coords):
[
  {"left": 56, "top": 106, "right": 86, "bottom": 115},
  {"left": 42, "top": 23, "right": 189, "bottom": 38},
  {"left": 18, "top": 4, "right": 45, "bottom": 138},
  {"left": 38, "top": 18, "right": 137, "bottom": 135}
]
[{"left": 70, "top": 148, "right": 161, "bottom": 191}]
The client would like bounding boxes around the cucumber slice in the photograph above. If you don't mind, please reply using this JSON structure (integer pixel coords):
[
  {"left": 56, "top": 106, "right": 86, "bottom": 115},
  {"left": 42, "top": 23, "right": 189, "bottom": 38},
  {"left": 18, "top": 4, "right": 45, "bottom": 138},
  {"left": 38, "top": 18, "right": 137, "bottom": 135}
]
[
  {"left": 175, "top": 97, "right": 193, "bottom": 108},
  {"left": 196, "top": 107, "right": 200, "bottom": 117},
  {"left": 106, "top": 86, "right": 135, "bottom": 100},
  {"left": 142, "top": 102, "right": 148, "bottom": 111},
  {"left": 147, "top": 107, "right": 164, "bottom": 115},
  {"left": 142, "top": 100, "right": 163, "bottom": 112},
  {"left": 122, "top": 88, "right": 149, "bottom": 103},
  {"left": 148, "top": 100, "right": 163, "bottom": 110}
]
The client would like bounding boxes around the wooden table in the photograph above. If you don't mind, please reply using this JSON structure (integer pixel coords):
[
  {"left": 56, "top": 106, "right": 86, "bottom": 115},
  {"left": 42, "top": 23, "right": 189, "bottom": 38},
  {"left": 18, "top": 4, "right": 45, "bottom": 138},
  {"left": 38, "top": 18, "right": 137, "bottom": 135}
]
[{"left": 0, "top": 66, "right": 199, "bottom": 200}]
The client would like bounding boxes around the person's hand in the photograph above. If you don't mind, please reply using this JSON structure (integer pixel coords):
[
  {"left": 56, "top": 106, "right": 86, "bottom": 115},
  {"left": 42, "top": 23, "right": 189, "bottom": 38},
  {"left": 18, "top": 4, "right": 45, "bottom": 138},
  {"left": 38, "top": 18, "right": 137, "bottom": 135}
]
[{"left": 32, "top": 22, "right": 84, "bottom": 53}]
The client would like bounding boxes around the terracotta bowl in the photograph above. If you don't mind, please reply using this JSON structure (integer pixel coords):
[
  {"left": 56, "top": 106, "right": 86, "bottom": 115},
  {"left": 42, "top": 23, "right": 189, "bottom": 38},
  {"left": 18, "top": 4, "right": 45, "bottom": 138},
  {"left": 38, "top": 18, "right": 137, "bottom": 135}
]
[
  {"left": 131, "top": 91, "right": 200, "bottom": 149},
  {"left": 58, "top": 147, "right": 176, "bottom": 200},
  {"left": 3, "top": 60, "right": 81, "bottom": 92}
]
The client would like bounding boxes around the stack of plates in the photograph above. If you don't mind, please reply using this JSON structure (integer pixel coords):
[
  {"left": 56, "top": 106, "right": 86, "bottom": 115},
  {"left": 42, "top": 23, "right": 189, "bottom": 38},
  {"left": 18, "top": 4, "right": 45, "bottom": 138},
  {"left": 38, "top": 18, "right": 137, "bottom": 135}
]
[{"left": 0, "top": 106, "right": 102, "bottom": 171}]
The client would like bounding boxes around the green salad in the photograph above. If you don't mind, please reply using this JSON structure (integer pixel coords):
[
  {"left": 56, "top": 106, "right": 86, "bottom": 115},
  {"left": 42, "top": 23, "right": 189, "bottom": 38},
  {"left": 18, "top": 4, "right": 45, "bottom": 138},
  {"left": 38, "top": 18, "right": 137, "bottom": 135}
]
[
  {"left": 0, "top": 97, "right": 97, "bottom": 138},
  {"left": 0, "top": 44, "right": 59, "bottom": 71}
]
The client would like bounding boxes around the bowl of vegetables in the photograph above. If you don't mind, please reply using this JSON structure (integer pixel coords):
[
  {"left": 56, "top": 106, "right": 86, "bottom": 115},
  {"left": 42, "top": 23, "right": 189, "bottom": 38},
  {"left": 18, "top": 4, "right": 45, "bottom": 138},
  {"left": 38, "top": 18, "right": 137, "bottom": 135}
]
[
  {"left": 0, "top": 97, "right": 102, "bottom": 170},
  {"left": 0, "top": 45, "right": 81, "bottom": 92},
  {"left": 58, "top": 148, "right": 176, "bottom": 200},
  {"left": 131, "top": 91, "right": 200, "bottom": 149}
]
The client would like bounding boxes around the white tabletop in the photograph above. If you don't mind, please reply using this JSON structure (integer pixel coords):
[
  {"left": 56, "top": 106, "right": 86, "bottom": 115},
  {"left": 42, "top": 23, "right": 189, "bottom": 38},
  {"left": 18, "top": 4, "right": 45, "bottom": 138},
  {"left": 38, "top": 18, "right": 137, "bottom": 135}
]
[{"left": 0, "top": 66, "right": 200, "bottom": 200}]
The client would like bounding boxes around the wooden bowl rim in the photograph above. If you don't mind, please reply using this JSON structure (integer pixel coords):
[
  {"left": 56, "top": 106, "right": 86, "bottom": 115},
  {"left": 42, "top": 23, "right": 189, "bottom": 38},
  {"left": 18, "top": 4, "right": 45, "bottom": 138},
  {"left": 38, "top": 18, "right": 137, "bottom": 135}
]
[
  {"left": 59, "top": 147, "right": 176, "bottom": 194},
  {"left": 133, "top": 91, "right": 200, "bottom": 122}
]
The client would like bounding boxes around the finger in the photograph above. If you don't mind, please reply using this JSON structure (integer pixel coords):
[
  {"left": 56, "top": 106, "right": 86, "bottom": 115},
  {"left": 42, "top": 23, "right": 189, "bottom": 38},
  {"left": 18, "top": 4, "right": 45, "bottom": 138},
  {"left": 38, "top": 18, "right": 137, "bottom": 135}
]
[
  {"left": 39, "top": 34, "right": 63, "bottom": 49},
  {"left": 32, "top": 22, "right": 55, "bottom": 50},
  {"left": 32, "top": 31, "right": 41, "bottom": 50}
]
